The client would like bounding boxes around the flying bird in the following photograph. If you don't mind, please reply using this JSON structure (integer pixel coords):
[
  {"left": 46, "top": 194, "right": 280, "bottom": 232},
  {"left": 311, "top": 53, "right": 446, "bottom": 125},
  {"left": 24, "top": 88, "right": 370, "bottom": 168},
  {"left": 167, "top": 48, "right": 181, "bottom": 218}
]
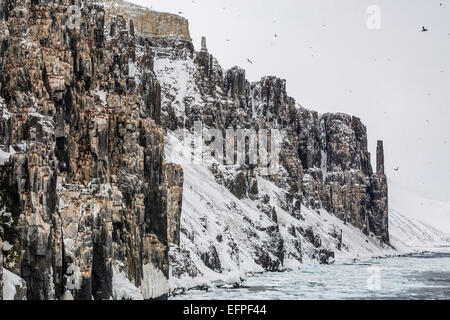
[
  {"left": 422, "top": 26, "right": 428, "bottom": 32},
  {"left": 247, "top": 58, "right": 253, "bottom": 64}
]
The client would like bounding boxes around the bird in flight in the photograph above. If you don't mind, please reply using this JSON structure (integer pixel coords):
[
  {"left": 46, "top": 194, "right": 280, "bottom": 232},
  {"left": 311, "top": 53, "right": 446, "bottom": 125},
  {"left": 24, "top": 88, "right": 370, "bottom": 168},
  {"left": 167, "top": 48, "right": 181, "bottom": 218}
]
[
  {"left": 247, "top": 59, "right": 253, "bottom": 64},
  {"left": 422, "top": 26, "right": 428, "bottom": 32}
]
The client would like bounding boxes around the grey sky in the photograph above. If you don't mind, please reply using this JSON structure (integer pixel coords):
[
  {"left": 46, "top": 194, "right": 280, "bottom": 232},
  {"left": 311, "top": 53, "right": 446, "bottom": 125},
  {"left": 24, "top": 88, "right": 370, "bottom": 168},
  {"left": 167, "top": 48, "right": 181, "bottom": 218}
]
[{"left": 130, "top": 0, "right": 450, "bottom": 201}]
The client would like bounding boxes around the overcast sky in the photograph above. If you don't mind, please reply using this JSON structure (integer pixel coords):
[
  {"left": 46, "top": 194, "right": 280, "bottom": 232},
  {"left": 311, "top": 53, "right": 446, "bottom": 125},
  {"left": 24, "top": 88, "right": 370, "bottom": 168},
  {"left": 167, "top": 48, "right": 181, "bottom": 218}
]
[{"left": 130, "top": 0, "right": 450, "bottom": 201}]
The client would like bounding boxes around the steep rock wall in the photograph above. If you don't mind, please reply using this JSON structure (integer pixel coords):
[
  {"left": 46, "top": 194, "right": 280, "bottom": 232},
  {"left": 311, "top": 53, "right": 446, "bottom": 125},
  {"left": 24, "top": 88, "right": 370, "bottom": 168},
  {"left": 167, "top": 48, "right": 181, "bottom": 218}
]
[
  {"left": 0, "top": 0, "right": 389, "bottom": 297},
  {"left": 163, "top": 163, "right": 183, "bottom": 246},
  {"left": 154, "top": 37, "right": 389, "bottom": 243},
  {"left": 104, "top": 0, "right": 191, "bottom": 41},
  {"left": 0, "top": 0, "right": 183, "bottom": 300},
  {"left": 0, "top": 236, "right": 2, "bottom": 300},
  {"left": 152, "top": 31, "right": 389, "bottom": 281}
]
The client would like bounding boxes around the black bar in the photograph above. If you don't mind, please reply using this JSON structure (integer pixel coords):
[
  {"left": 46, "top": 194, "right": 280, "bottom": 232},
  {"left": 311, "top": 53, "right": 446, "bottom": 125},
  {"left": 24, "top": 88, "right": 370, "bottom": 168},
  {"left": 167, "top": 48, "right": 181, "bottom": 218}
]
[{"left": 1, "top": 300, "right": 449, "bottom": 319}]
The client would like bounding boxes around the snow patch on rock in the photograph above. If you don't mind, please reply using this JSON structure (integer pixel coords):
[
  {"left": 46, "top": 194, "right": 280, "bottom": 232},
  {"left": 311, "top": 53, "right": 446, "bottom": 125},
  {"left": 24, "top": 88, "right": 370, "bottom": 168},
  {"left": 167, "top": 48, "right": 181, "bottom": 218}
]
[
  {"left": 112, "top": 262, "right": 144, "bottom": 300},
  {"left": 140, "top": 263, "right": 169, "bottom": 299},
  {"left": 2, "top": 269, "right": 27, "bottom": 300}
]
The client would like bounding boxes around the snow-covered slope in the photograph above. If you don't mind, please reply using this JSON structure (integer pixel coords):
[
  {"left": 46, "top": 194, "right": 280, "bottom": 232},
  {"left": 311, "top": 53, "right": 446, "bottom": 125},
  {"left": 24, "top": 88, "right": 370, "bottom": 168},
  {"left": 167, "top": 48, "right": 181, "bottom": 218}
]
[
  {"left": 143, "top": 9, "right": 450, "bottom": 293},
  {"left": 164, "top": 133, "right": 450, "bottom": 292},
  {"left": 389, "top": 209, "right": 450, "bottom": 249},
  {"left": 387, "top": 179, "right": 450, "bottom": 249},
  {"left": 152, "top": 42, "right": 450, "bottom": 293},
  {"left": 2, "top": 268, "right": 27, "bottom": 300},
  {"left": 166, "top": 133, "right": 283, "bottom": 290},
  {"left": 389, "top": 179, "right": 450, "bottom": 234}
]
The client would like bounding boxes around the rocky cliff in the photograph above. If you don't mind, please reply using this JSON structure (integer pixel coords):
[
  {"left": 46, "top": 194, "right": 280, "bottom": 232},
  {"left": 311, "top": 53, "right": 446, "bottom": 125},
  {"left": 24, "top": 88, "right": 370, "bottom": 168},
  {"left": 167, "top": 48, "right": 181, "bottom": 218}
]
[
  {"left": 0, "top": 0, "right": 389, "bottom": 299},
  {"left": 149, "top": 9, "right": 389, "bottom": 287},
  {"left": 0, "top": 236, "right": 2, "bottom": 300},
  {"left": 0, "top": 0, "right": 183, "bottom": 300},
  {"left": 151, "top": 36, "right": 389, "bottom": 246},
  {"left": 104, "top": 1, "right": 191, "bottom": 41}
]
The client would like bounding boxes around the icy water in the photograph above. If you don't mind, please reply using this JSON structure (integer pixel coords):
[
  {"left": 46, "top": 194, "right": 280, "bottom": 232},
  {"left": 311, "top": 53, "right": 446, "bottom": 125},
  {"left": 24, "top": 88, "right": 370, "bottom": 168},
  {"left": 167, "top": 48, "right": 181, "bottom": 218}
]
[{"left": 172, "top": 246, "right": 450, "bottom": 300}]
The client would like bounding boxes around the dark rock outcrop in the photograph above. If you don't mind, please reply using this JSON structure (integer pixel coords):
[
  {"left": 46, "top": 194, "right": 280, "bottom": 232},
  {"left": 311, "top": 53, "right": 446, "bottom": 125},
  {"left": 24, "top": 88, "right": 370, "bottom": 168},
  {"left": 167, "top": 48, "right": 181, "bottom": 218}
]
[
  {"left": 163, "top": 163, "right": 183, "bottom": 246},
  {"left": 200, "top": 245, "right": 221, "bottom": 272},
  {"left": 0, "top": 0, "right": 183, "bottom": 300},
  {"left": 369, "top": 141, "right": 389, "bottom": 243},
  {"left": 0, "top": 236, "right": 2, "bottom": 300}
]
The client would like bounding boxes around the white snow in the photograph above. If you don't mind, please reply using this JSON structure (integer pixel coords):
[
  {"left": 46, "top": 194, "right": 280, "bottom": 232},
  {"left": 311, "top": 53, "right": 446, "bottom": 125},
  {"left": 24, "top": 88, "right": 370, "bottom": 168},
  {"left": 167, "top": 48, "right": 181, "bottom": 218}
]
[
  {"left": 112, "top": 262, "right": 144, "bottom": 300},
  {"left": 128, "top": 60, "right": 137, "bottom": 78},
  {"left": 153, "top": 57, "right": 203, "bottom": 118},
  {"left": 65, "top": 263, "right": 82, "bottom": 291},
  {"left": 256, "top": 175, "right": 396, "bottom": 262},
  {"left": 2, "top": 269, "right": 27, "bottom": 300},
  {"left": 2, "top": 240, "right": 13, "bottom": 251},
  {"left": 0, "top": 146, "right": 15, "bottom": 165},
  {"left": 166, "top": 132, "right": 273, "bottom": 290},
  {"left": 389, "top": 209, "right": 449, "bottom": 248},
  {"left": 0, "top": 206, "right": 12, "bottom": 233},
  {"left": 139, "top": 263, "right": 169, "bottom": 299},
  {"left": 165, "top": 132, "right": 450, "bottom": 293},
  {"left": 389, "top": 179, "right": 450, "bottom": 234},
  {"left": 92, "top": 89, "right": 107, "bottom": 104}
]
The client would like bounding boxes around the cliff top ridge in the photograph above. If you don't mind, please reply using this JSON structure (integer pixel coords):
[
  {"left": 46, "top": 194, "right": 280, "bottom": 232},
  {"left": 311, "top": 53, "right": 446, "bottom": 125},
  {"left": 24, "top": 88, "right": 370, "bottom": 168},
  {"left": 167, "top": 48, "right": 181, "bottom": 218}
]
[{"left": 103, "top": 0, "right": 191, "bottom": 41}]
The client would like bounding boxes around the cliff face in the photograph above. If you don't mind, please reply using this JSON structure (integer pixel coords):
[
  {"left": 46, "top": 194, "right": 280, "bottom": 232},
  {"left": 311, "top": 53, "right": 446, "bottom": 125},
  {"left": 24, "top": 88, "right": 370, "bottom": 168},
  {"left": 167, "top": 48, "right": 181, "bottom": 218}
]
[
  {"left": 0, "top": 236, "right": 2, "bottom": 300},
  {"left": 298, "top": 112, "right": 389, "bottom": 243},
  {"left": 0, "top": 0, "right": 183, "bottom": 300},
  {"left": 153, "top": 39, "right": 389, "bottom": 242},
  {"left": 105, "top": 1, "right": 191, "bottom": 41},
  {"left": 0, "top": 1, "right": 389, "bottom": 299},
  {"left": 151, "top": 22, "right": 389, "bottom": 284}
]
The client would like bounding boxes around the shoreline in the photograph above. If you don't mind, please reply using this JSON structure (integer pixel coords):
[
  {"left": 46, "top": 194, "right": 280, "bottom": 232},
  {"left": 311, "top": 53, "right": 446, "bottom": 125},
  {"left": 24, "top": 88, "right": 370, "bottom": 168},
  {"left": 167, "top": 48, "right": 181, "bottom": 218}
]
[{"left": 169, "top": 242, "right": 450, "bottom": 298}]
